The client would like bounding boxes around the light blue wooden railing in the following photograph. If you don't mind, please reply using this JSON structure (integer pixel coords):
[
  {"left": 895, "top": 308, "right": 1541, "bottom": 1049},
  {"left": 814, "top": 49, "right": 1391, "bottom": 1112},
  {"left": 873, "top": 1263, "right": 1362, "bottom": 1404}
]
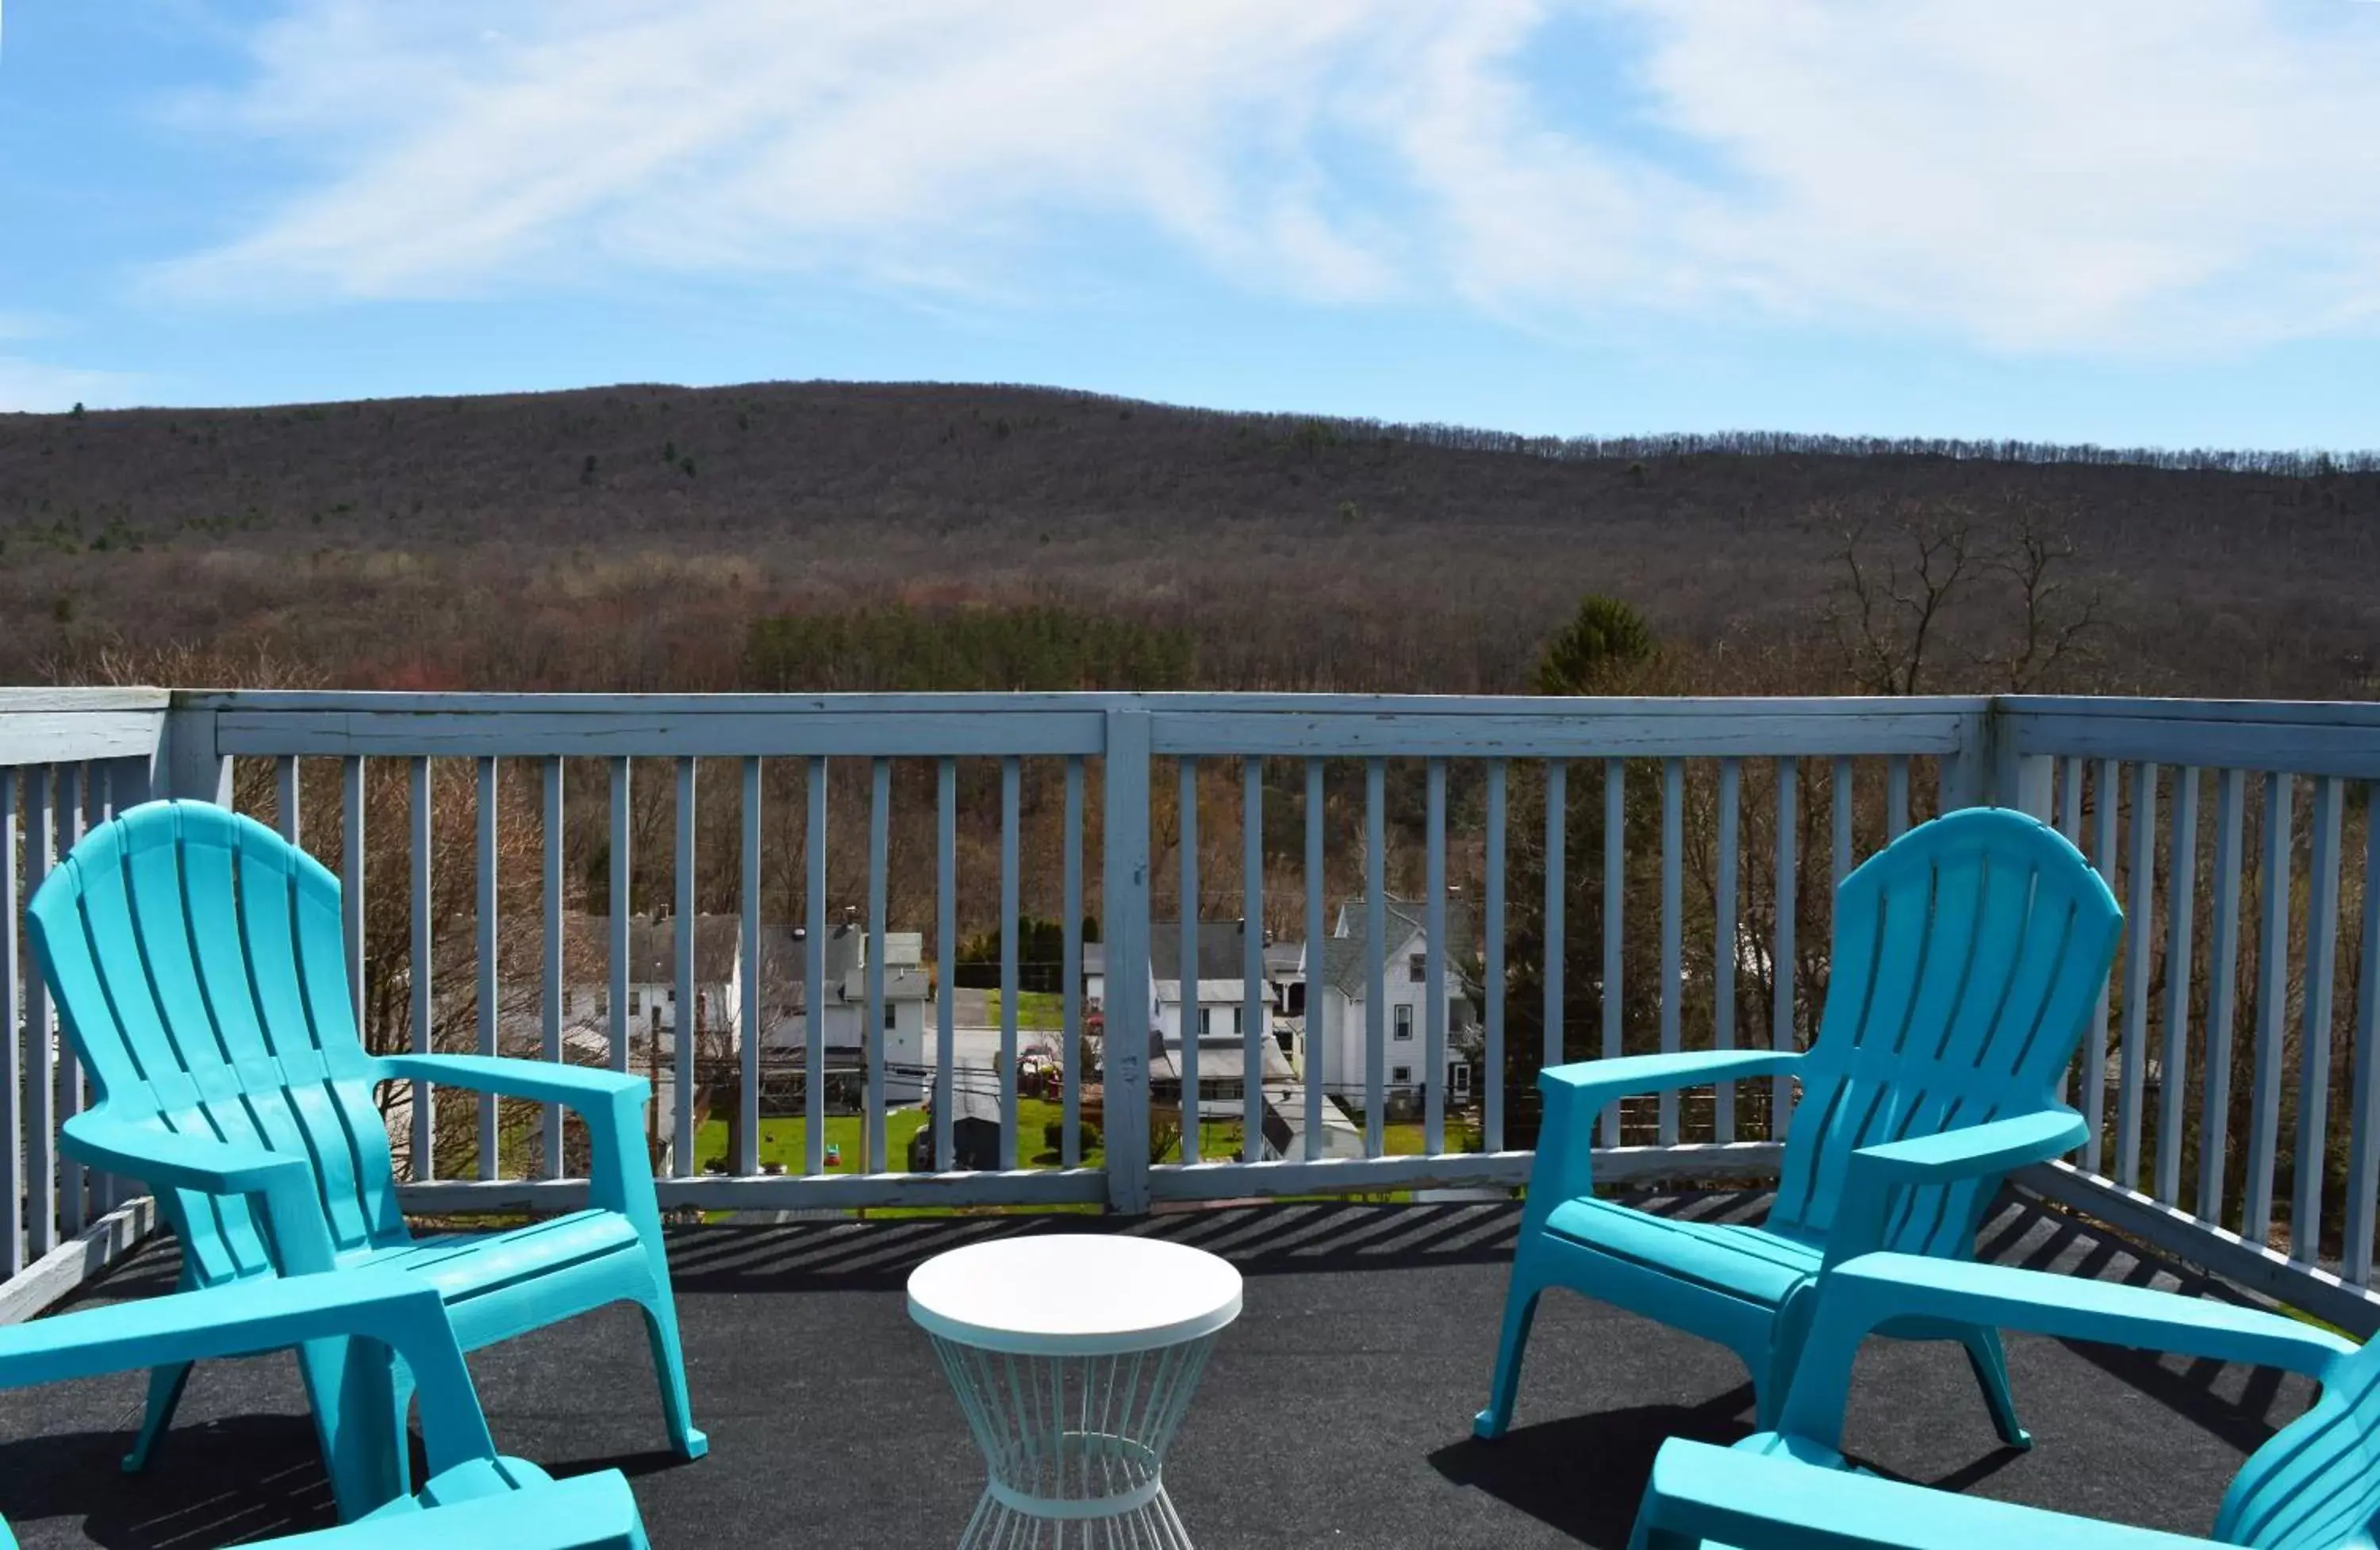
[
  {"left": 3, "top": 689, "right": 2378, "bottom": 1337},
  {"left": 0, "top": 689, "right": 173, "bottom": 1318}
]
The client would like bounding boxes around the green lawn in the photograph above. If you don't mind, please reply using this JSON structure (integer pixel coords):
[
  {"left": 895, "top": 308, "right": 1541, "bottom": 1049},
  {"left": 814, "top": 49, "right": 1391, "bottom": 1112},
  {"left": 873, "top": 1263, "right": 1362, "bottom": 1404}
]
[
  {"left": 985, "top": 989, "right": 1065, "bottom": 1030},
  {"left": 692, "top": 1096, "right": 1244, "bottom": 1174},
  {"left": 691, "top": 1107, "right": 929, "bottom": 1175}
]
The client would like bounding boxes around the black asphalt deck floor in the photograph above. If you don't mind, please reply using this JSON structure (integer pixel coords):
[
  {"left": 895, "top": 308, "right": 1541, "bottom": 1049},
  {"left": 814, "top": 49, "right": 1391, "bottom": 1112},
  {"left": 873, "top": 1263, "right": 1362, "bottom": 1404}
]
[{"left": 0, "top": 1193, "right": 2324, "bottom": 1548}]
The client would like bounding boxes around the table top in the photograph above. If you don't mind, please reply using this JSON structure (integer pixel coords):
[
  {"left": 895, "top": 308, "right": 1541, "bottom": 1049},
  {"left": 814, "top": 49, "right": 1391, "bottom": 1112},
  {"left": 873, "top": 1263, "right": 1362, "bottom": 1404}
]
[{"left": 906, "top": 1234, "right": 1243, "bottom": 1356}]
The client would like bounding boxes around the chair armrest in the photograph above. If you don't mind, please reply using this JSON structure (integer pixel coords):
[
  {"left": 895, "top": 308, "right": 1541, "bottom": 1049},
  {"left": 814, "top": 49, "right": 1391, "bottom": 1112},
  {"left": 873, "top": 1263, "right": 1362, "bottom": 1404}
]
[
  {"left": 1539, "top": 1048, "right": 1801, "bottom": 1106},
  {"left": 0, "top": 1269, "right": 501, "bottom": 1478},
  {"left": 1774, "top": 1252, "right": 2359, "bottom": 1449},
  {"left": 375, "top": 1054, "right": 646, "bottom": 1111},
  {"left": 277, "top": 1468, "right": 647, "bottom": 1550},
  {"left": 60, "top": 1111, "right": 341, "bottom": 1273},
  {"left": 1529, "top": 1049, "right": 1800, "bottom": 1207},
  {"left": 1633, "top": 1437, "right": 2215, "bottom": 1550},
  {"left": 378, "top": 1056, "right": 661, "bottom": 1229},
  {"left": 62, "top": 1111, "right": 308, "bottom": 1194},
  {"left": 1821, "top": 1108, "right": 2088, "bottom": 1269}
]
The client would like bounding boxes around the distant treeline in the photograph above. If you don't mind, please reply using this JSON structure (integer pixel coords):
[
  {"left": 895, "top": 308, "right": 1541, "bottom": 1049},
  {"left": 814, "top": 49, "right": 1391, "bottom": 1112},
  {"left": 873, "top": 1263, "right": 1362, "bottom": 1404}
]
[{"left": 1169, "top": 402, "right": 2380, "bottom": 478}]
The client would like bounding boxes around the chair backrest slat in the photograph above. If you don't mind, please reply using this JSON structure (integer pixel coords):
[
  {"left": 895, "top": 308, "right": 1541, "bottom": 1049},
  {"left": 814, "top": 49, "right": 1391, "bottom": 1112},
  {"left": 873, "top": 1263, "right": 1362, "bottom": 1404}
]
[
  {"left": 1768, "top": 808, "right": 2122, "bottom": 1255},
  {"left": 27, "top": 802, "right": 406, "bottom": 1276}
]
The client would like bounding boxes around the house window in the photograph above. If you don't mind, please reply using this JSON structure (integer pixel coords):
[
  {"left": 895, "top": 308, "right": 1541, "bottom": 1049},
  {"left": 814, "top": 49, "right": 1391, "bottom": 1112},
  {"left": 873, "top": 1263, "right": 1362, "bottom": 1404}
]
[
  {"left": 1394, "top": 1004, "right": 1415, "bottom": 1041},
  {"left": 884, "top": 1001, "right": 897, "bottom": 1030},
  {"left": 628, "top": 989, "right": 643, "bottom": 1016},
  {"left": 1408, "top": 953, "right": 1427, "bottom": 984},
  {"left": 1391, "top": 1064, "right": 1415, "bottom": 1087},
  {"left": 562, "top": 988, "right": 576, "bottom": 1017},
  {"left": 1452, "top": 1064, "right": 1473, "bottom": 1096}
]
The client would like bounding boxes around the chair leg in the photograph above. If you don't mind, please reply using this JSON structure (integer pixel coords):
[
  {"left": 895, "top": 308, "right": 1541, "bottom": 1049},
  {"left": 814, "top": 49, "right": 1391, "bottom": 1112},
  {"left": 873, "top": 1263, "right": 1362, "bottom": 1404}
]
[
  {"left": 635, "top": 1293, "right": 708, "bottom": 1460},
  {"left": 297, "top": 1334, "right": 409, "bottom": 1521},
  {"left": 121, "top": 1360, "right": 194, "bottom": 1473},
  {"left": 1472, "top": 1262, "right": 1545, "bottom": 1441},
  {"left": 1959, "top": 1326, "right": 2030, "bottom": 1450},
  {"left": 388, "top": 1357, "right": 417, "bottom": 1497}
]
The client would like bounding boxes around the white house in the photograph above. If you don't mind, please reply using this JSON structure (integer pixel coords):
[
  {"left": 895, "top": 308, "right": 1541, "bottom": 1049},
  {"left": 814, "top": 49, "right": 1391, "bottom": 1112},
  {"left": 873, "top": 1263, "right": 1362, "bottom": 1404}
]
[
  {"left": 505, "top": 913, "right": 930, "bottom": 1079},
  {"left": 1306, "top": 896, "right": 1479, "bottom": 1113}
]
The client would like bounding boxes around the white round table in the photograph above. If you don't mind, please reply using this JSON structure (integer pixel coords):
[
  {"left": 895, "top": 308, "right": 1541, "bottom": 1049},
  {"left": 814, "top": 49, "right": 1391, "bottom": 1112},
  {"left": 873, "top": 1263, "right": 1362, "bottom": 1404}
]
[{"left": 908, "top": 1235, "right": 1243, "bottom": 1548}]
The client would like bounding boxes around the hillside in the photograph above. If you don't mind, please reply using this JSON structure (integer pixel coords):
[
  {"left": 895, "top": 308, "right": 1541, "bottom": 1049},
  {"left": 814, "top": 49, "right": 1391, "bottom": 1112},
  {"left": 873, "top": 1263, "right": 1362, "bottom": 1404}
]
[{"left": 2, "top": 380, "right": 2374, "bottom": 696}]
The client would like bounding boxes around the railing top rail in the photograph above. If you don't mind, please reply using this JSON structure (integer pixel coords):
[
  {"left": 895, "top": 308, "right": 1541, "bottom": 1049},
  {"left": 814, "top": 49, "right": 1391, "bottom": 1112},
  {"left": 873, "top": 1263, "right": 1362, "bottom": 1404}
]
[
  {"left": 2005, "top": 695, "right": 2380, "bottom": 728},
  {"left": 0, "top": 689, "right": 167, "bottom": 769},
  {"left": 2005, "top": 696, "right": 2380, "bottom": 778},
  {"left": 178, "top": 689, "right": 1994, "bottom": 717},
  {"left": 167, "top": 690, "right": 1987, "bottom": 760},
  {"left": 0, "top": 689, "right": 169, "bottom": 715}
]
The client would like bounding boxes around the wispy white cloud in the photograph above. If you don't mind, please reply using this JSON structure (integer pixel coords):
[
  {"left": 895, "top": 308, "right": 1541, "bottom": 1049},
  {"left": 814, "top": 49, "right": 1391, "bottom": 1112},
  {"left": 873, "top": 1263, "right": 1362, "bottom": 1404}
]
[{"left": 150, "top": 0, "right": 2380, "bottom": 355}]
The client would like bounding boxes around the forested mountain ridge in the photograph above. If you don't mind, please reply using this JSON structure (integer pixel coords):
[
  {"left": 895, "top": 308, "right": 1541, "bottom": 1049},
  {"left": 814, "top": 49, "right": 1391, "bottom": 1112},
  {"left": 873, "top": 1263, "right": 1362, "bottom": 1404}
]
[{"left": 2, "top": 379, "right": 2374, "bottom": 696}]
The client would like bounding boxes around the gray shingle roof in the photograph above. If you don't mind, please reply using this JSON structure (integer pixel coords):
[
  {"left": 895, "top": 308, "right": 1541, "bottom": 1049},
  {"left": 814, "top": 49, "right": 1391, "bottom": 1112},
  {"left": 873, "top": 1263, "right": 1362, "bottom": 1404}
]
[
  {"left": 567, "top": 915, "right": 866, "bottom": 994},
  {"left": 1319, "top": 896, "right": 1480, "bottom": 999},
  {"left": 1148, "top": 921, "right": 1259, "bottom": 983}
]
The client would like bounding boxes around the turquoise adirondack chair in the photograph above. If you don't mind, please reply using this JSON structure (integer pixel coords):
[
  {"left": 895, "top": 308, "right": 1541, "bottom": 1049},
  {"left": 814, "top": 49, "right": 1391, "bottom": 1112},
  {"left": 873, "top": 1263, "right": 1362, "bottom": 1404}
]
[
  {"left": 0, "top": 1268, "right": 649, "bottom": 1548},
  {"left": 1476, "top": 806, "right": 2122, "bottom": 1444},
  {"left": 1629, "top": 1250, "right": 2380, "bottom": 1550},
  {"left": 25, "top": 800, "right": 705, "bottom": 1520}
]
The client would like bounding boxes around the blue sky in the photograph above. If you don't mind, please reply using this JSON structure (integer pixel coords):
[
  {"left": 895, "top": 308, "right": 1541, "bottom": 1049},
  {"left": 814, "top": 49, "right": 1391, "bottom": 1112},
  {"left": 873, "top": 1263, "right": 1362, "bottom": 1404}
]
[{"left": 3, "top": 1, "right": 2377, "bottom": 449}]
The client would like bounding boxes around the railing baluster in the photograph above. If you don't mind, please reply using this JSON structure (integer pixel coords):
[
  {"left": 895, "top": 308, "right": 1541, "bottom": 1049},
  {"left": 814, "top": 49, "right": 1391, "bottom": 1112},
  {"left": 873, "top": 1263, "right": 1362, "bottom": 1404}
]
[
  {"left": 1303, "top": 759, "right": 1325, "bottom": 1161},
  {"left": 738, "top": 757, "right": 761, "bottom": 1179},
  {"left": 999, "top": 757, "right": 1021, "bottom": 1171},
  {"left": 1830, "top": 757, "right": 1853, "bottom": 892},
  {"left": 1658, "top": 758, "right": 1683, "bottom": 1147},
  {"left": 2, "top": 768, "right": 20, "bottom": 1277},
  {"left": 868, "top": 758, "right": 892, "bottom": 1173},
  {"left": 340, "top": 754, "right": 364, "bottom": 1062},
  {"left": 2083, "top": 758, "right": 2119, "bottom": 1176},
  {"left": 608, "top": 758, "right": 631, "bottom": 1079},
  {"left": 84, "top": 767, "right": 113, "bottom": 1215},
  {"left": 673, "top": 756, "right": 697, "bottom": 1180},
  {"left": 276, "top": 755, "right": 300, "bottom": 843},
  {"left": 1714, "top": 758, "right": 1741, "bottom": 1142},
  {"left": 1364, "top": 759, "right": 1386, "bottom": 1158},
  {"left": 2155, "top": 765, "right": 2201, "bottom": 1206},
  {"left": 1772, "top": 758, "right": 1798, "bottom": 1140},
  {"left": 410, "top": 758, "right": 436, "bottom": 1180},
  {"left": 1545, "top": 759, "right": 1565, "bottom": 1099},
  {"left": 2291, "top": 776, "right": 2344, "bottom": 1266},
  {"left": 1424, "top": 758, "right": 1448, "bottom": 1157},
  {"left": 1177, "top": 759, "right": 1200, "bottom": 1164},
  {"left": 1601, "top": 760, "right": 1623, "bottom": 1144},
  {"left": 2244, "top": 772, "right": 2294, "bottom": 1241},
  {"left": 1242, "top": 758, "right": 1264, "bottom": 1164},
  {"left": 2117, "top": 762, "right": 2158, "bottom": 1189},
  {"left": 1886, "top": 754, "right": 1910, "bottom": 840},
  {"left": 1061, "top": 758, "right": 1083, "bottom": 1169},
  {"left": 1484, "top": 760, "right": 1507, "bottom": 1155},
  {"left": 807, "top": 757, "right": 829, "bottom": 1176},
  {"left": 25, "top": 769, "right": 52, "bottom": 1258},
  {"left": 2201, "top": 767, "right": 2246, "bottom": 1224},
  {"left": 2059, "top": 755, "right": 2084, "bottom": 844},
  {"left": 56, "top": 765, "right": 82, "bottom": 1237},
  {"left": 935, "top": 758, "right": 957, "bottom": 1172},
  {"left": 2344, "top": 779, "right": 2380, "bottom": 1287},
  {"left": 542, "top": 757, "right": 564, "bottom": 1180},
  {"left": 477, "top": 757, "right": 501, "bottom": 1180}
]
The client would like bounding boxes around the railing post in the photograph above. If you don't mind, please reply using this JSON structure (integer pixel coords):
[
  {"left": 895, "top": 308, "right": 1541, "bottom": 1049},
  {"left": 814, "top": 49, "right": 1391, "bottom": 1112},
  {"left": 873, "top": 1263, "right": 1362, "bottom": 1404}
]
[
  {"left": 1968, "top": 698, "right": 2052, "bottom": 818},
  {"left": 158, "top": 703, "right": 229, "bottom": 805},
  {"left": 1101, "top": 708, "right": 1153, "bottom": 1215}
]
